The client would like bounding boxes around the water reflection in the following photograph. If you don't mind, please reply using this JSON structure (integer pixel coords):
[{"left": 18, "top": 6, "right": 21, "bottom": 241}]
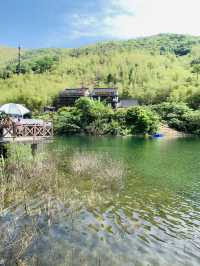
[{"left": 1, "top": 136, "right": 200, "bottom": 265}]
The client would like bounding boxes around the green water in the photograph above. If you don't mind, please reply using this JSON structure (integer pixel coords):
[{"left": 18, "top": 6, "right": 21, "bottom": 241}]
[{"left": 1, "top": 136, "right": 200, "bottom": 265}]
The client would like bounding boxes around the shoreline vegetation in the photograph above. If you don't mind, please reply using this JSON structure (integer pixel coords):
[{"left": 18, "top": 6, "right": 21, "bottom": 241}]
[
  {"left": 41, "top": 97, "right": 160, "bottom": 136},
  {"left": 36, "top": 98, "right": 200, "bottom": 137}
]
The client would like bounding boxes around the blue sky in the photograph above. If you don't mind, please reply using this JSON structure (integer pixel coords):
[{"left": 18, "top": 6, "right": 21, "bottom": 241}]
[{"left": 0, "top": 0, "right": 200, "bottom": 48}]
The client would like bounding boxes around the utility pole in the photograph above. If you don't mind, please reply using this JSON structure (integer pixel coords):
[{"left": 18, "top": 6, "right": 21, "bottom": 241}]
[{"left": 17, "top": 44, "right": 21, "bottom": 75}]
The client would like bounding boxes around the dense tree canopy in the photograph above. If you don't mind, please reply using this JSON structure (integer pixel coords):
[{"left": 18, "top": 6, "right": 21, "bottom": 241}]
[{"left": 39, "top": 98, "right": 159, "bottom": 136}]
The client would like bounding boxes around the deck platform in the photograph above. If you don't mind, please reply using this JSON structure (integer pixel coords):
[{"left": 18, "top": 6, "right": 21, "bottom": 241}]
[
  {"left": 0, "top": 118, "right": 53, "bottom": 145},
  {"left": 0, "top": 136, "right": 53, "bottom": 144}
]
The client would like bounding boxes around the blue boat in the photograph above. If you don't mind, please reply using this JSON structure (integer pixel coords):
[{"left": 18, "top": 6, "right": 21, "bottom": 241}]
[{"left": 153, "top": 133, "right": 164, "bottom": 138}]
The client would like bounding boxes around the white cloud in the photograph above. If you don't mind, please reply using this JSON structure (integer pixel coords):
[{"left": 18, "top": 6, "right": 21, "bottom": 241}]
[
  {"left": 56, "top": 0, "right": 200, "bottom": 44},
  {"left": 69, "top": 0, "right": 200, "bottom": 40},
  {"left": 71, "top": 14, "right": 97, "bottom": 27},
  {"left": 110, "top": 0, "right": 140, "bottom": 14},
  {"left": 104, "top": 0, "right": 200, "bottom": 38}
]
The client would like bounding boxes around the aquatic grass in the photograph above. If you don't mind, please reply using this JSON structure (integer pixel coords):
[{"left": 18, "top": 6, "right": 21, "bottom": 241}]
[
  {"left": 69, "top": 151, "right": 125, "bottom": 192},
  {"left": 70, "top": 152, "right": 101, "bottom": 177},
  {"left": 94, "top": 160, "right": 125, "bottom": 191},
  {"left": 0, "top": 144, "right": 60, "bottom": 211},
  {"left": 0, "top": 145, "right": 125, "bottom": 215},
  {"left": 0, "top": 144, "right": 127, "bottom": 265}
]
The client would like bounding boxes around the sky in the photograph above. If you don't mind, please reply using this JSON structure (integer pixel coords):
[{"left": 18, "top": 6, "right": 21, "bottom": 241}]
[{"left": 0, "top": 0, "right": 200, "bottom": 48}]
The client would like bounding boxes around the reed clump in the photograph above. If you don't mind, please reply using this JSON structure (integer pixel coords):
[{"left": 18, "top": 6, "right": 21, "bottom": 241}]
[
  {"left": 0, "top": 145, "right": 126, "bottom": 265},
  {"left": 69, "top": 151, "right": 125, "bottom": 192},
  {"left": 0, "top": 144, "right": 66, "bottom": 212},
  {"left": 0, "top": 145, "right": 125, "bottom": 213}
]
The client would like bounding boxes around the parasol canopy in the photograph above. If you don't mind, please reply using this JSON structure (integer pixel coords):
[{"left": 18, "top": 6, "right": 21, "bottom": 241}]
[{"left": 0, "top": 103, "right": 30, "bottom": 117}]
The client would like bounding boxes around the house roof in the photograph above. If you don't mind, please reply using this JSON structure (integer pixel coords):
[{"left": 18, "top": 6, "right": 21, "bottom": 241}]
[
  {"left": 91, "top": 88, "right": 118, "bottom": 96},
  {"left": 118, "top": 99, "right": 139, "bottom": 108},
  {"left": 59, "top": 88, "right": 89, "bottom": 97}
]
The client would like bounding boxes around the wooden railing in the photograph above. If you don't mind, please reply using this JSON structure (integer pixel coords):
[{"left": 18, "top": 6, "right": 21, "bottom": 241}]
[
  {"left": 0, "top": 118, "right": 53, "bottom": 139},
  {"left": 15, "top": 123, "right": 53, "bottom": 138},
  {"left": 0, "top": 117, "right": 14, "bottom": 138}
]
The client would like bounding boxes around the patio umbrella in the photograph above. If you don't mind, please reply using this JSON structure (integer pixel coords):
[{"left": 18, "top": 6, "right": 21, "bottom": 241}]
[{"left": 0, "top": 103, "right": 30, "bottom": 117}]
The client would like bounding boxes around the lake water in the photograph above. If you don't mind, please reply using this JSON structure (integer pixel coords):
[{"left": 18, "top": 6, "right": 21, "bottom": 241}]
[{"left": 1, "top": 136, "right": 200, "bottom": 266}]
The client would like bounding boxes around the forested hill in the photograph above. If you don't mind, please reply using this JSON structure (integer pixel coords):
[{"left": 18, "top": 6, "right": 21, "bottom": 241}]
[
  {"left": 72, "top": 34, "right": 200, "bottom": 56},
  {"left": 0, "top": 34, "right": 200, "bottom": 111}
]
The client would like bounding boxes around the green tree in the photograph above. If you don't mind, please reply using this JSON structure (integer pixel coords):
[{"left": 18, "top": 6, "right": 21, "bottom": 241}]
[
  {"left": 126, "top": 106, "right": 159, "bottom": 134},
  {"left": 191, "top": 64, "right": 200, "bottom": 81}
]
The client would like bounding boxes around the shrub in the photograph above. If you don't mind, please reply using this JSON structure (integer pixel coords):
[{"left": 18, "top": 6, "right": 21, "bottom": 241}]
[
  {"left": 54, "top": 107, "right": 81, "bottom": 134},
  {"left": 31, "top": 56, "right": 59, "bottom": 73},
  {"left": 183, "top": 110, "right": 200, "bottom": 135},
  {"left": 114, "top": 109, "right": 127, "bottom": 127},
  {"left": 152, "top": 102, "right": 191, "bottom": 122},
  {"left": 126, "top": 106, "right": 159, "bottom": 134},
  {"left": 85, "top": 119, "right": 111, "bottom": 135},
  {"left": 152, "top": 102, "right": 200, "bottom": 134},
  {"left": 187, "top": 91, "right": 200, "bottom": 109},
  {"left": 75, "top": 97, "right": 113, "bottom": 127}
]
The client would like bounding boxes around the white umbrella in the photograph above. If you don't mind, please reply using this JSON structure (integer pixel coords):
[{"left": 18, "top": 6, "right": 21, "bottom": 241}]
[{"left": 0, "top": 103, "right": 30, "bottom": 117}]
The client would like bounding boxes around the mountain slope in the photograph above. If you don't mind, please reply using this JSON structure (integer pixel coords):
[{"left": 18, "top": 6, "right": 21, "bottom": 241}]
[
  {"left": 0, "top": 46, "right": 18, "bottom": 63},
  {"left": 0, "top": 34, "right": 200, "bottom": 111}
]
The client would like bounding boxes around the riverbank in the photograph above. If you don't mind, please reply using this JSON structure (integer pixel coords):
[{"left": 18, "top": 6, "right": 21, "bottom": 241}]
[{"left": 159, "top": 124, "right": 189, "bottom": 138}]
